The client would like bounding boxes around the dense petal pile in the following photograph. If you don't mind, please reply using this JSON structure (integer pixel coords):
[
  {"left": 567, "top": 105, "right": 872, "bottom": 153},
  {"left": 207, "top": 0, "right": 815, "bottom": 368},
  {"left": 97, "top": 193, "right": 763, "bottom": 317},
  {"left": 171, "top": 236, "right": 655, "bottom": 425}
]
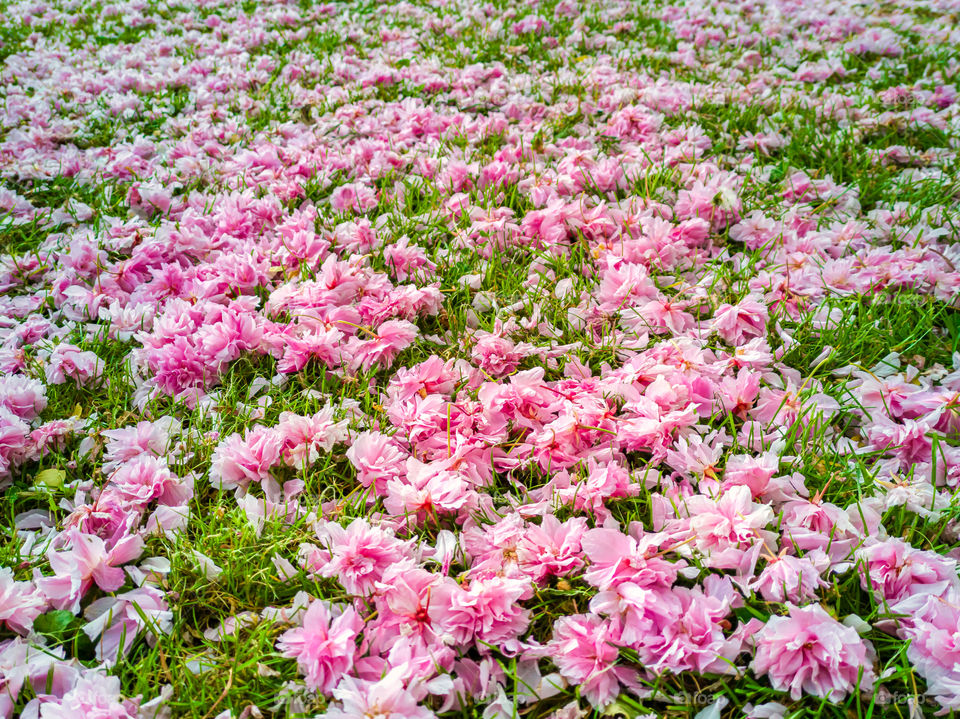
[{"left": 1, "top": 0, "right": 960, "bottom": 716}]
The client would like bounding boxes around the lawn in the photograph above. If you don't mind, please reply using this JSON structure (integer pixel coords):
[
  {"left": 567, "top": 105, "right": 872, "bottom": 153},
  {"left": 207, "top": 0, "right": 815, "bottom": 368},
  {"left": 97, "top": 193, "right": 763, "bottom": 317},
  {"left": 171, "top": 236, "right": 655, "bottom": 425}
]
[{"left": 1, "top": 0, "right": 960, "bottom": 717}]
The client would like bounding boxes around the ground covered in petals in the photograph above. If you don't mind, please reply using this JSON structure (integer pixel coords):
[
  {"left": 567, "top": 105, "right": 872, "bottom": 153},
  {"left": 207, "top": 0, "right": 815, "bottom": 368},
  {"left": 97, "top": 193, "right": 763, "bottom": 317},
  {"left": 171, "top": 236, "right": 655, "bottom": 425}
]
[{"left": 2, "top": 0, "right": 960, "bottom": 716}]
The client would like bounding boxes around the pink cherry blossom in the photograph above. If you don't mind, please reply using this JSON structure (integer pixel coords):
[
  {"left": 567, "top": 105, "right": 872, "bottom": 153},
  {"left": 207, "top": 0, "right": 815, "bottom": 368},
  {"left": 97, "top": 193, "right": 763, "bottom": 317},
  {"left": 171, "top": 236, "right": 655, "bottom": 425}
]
[
  {"left": 277, "top": 600, "right": 364, "bottom": 694},
  {"left": 751, "top": 603, "right": 876, "bottom": 700},
  {"left": 209, "top": 426, "right": 282, "bottom": 493},
  {"left": 310, "top": 517, "right": 415, "bottom": 596},
  {"left": 543, "top": 614, "right": 637, "bottom": 708},
  {"left": 0, "top": 569, "right": 46, "bottom": 635},
  {"left": 320, "top": 666, "right": 436, "bottom": 719}
]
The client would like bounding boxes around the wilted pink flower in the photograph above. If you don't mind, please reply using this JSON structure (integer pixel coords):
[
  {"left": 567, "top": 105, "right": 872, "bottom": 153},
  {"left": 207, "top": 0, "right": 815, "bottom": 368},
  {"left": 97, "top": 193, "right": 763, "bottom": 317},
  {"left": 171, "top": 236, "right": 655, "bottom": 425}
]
[
  {"left": 462, "top": 512, "right": 527, "bottom": 579},
  {"left": 893, "top": 593, "right": 960, "bottom": 710},
  {"left": 0, "top": 637, "right": 77, "bottom": 718},
  {"left": 83, "top": 586, "right": 172, "bottom": 665},
  {"left": 751, "top": 603, "right": 876, "bottom": 700},
  {"left": 433, "top": 575, "right": 532, "bottom": 650},
  {"left": 641, "top": 577, "right": 743, "bottom": 675},
  {"left": 581, "top": 527, "right": 682, "bottom": 591},
  {"left": 676, "top": 486, "right": 776, "bottom": 570},
  {"left": 553, "top": 461, "right": 643, "bottom": 520},
  {"left": 597, "top": 258, "right": 658, "bottom": 312},
  {"left": 371, "top": 565, "right": 455, "bottom": 663},
  {"left": 470, "top": 332, "right": 524, "bottom": 378},
  {"left": 516, "top": 515, "right": 587, "bottom": 583},
  {"left": 717, "top": 369, "right": 761, "bottom": 419},
  {"left": 383, "top": 237, "right": 436, "bottom": 282},
  {"left": 104, "top": 456, "right": 186, "bottom": 510},
  {"left": 778, "top": 498, "right": 866, "bottom": 562},
  {"left": 675, "top": 176, "right": 741, "bottom": 230},
  {"left": 276, "top": 406, "right": 350, "bottom": 467},
  {"left": 30, "top": 419, "right": 77, "bottom": 458},
  {"left": 100, "top": 417, "right": 180, "bottom": 473},
  {"left": 329, "top": 182, "right": 378, "bottom": 213},
  {"left": 751, "top": 377, "right": 841, "bottom": 430},
  {"left": 383, "top": 458, "right": 474, "bottom": 523},
  {"left": 346, "top": 431, "right": 408, "bottom": 495},
  {"left": 721, "top": 453, "right": 780, "bottom": 497},
  {"left": 387, "top": 356, "right": 462, "bottom": 403},
  {"left": 0, "top": 407, "right": 32, "bottom": 478}
]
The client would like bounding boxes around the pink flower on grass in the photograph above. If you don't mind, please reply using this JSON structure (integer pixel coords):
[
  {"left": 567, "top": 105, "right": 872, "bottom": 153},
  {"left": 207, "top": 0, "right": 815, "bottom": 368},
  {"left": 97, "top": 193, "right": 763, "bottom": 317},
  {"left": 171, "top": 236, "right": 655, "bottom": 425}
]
[
  {"left": 0, "top": 638, "right": 75, "bottom": 718},
  {"left": 277, "top": 600, "right": 364, "bottom": 695},
  {"left": 892, "top": 593, "right": 960, "bottom": 710},
  {"left": 751, "top": 603, "right": 876, "bottom": 700},
  {"left": 43, "top": 344, "right": 103, "bottom": 387},
  {"left": 596, "top": 258, "right": 658, "bottom": 313},
  {"left": 676, "top": 485, "right": 776, "bottom": 571},
  {"left": 717, "top": 368, "right": 761, "bottom": 420},
  {"left": 100, "top": 417, "right": 179, "bottom": 474},
  {"left": 545, "top": 614, "right": 636, "bottom": 708},
  {"left": 711, "top": 295, "right": 769, "bottom": 345},
  {"left": 433, "top": 575, "right": 532, "bottom": 650},
  {"left": 82, "top": 586, "right": 172, "bottom": 665},
  {"left": 856, "top": 538, "right": 960, "bottom": 605},
  {"left": 321, "top": 666, "right": 436, "bottom": 719},
  {"left": 470, "top": 332, "right": 523, "bottom": 378},
  {"left": 750, "top": 550, "right": 829, "bottom": 604},
  {"left": 275, "top": 328, "right": 345, "bottom": 374},
  {"left": 581, "top": 527, "right": 681, "bottom": 591},
  {"left": 553, "top": 461, "right": 642, "bottom": 521},
  {"left": 312, "top": 517, "right": 415, "bottom": 596},
  {"left": 721, "top": 453, "right": 779, "bottom": 497},
  {"left": 346, "top": 320, "right": 418, "bottom": 373},
  {"left": 0, "top": 408, "right": 31, "bottom": 478},
  {"left": 516, "top": 515, "right": 587, "bottom": 584},
  {"left": 104, "top": 455, "right": 186, "bottom": 511},
  {"left": 275, "top": 407, "right": 350, "bottom": 468},
  {"left": 674, "top": 176, "right": 742, "bottom": 230},
  {"left": 330, "top": 182, "right": 378, "bottom": 214},
  {"left": 387, "top": 356, "right": 461, "bottom": 403},
  {"left": 0, "top": 375, "right": 46, "bottom": 420},
  {"left": 209, "top": 426, "right": 282, "bottom": 493},
  {"left": 383, "top": 237, "right": 436, "bottom": 282},
  {"left": 383, "top": 458, "right": 474, "bottom": 524},
  {"left": 346, "top": 431, "right": 408, "bottom": 495},
  {"left": 37, "top": 673, "right": 139, "bottom": 719},
  {"left": 750, "top": 378, "right": 841, "bottom": 431},
  {"left": 39, "top": 529, "right": 144, "bottom": 613},
  {"left": 641, "top": 578, "right": 743, "bottom": 676},
  {"left": 0, "top": 568, "right": 46, "bottom": 635}
]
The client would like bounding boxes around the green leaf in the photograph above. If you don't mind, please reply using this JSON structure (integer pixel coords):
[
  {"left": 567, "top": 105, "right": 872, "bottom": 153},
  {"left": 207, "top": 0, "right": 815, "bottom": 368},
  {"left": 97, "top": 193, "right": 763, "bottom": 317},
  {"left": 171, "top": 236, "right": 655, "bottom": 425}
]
[
  {"left": 35, "top": 468, "right": 66, "bottom": 488},
  {"left": 33, "top": 610, "right": 75, "bottom": 641}
]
